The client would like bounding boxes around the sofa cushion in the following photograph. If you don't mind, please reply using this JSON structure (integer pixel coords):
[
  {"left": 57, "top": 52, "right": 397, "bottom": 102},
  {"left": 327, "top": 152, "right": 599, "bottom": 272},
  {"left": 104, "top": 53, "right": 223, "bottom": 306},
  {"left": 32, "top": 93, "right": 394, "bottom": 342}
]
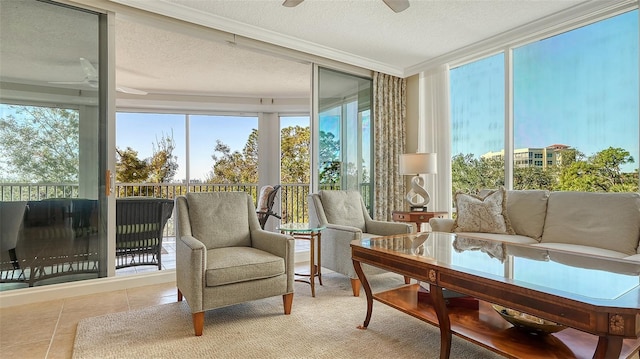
[
  {"left": 452, "top": 188, "right": 514, "bottom": 235},
  {"left": 540, "top": 192, "right": 640, "bottom": 256},
  {"left": 186, "top": 192, "right": 252, "bottom": 249},
  {"left": 506, "top": 190, "right": 549, "bottom": 241},
  {"left": 320, "top": 190, "right": 366, "bottom": 231},
  {"left": 205, "top": 247, "right": 285, "bottom": 287}
]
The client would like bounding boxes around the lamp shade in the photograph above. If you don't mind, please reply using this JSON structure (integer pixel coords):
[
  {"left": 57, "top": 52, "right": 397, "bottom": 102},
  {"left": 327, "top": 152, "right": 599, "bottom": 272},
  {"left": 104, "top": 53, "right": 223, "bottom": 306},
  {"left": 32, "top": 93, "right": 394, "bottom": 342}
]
[{"left": 400, "top": 153, "right": 437, "bottom": 175}]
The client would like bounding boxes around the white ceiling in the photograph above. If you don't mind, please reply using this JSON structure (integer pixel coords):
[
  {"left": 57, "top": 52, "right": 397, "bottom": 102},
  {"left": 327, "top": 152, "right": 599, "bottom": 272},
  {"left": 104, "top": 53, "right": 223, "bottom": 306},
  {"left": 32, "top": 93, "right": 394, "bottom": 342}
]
[{"left": 1, "top": 0, "right": 624, "bottom": 109}]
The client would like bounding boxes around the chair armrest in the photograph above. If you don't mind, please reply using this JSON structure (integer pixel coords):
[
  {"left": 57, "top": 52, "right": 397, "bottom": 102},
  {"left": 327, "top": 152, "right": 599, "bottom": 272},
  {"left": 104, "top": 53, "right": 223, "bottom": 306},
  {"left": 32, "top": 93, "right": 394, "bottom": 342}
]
[
  {"left": 252, "top": 229, "right": 294, "bottom": 259},
  {"left": 429, "top": 218, "right": 455, "bottom": 232},
  {"left": 176, "top": 234, "right": 207, "bottom": 312},
  {"left": 252, "top": 229, "right": 295, "bottom": 292},
  {"left": 366, "top": 220, "right": 413, "bottom": 235}
]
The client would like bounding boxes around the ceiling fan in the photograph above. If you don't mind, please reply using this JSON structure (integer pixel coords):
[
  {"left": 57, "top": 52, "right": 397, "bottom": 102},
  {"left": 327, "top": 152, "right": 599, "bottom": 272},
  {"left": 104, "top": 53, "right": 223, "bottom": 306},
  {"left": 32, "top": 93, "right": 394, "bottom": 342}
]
[
  {"left": 48, "top": 58, "right": 148, "bottom": 95},
  {"left": 283, "top": 0, "right": 410, "bottom": 13}
]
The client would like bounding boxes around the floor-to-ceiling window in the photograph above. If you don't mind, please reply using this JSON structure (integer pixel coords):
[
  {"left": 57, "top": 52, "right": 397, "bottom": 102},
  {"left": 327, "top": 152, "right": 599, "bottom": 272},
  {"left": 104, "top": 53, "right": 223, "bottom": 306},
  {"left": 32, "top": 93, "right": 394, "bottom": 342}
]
[
  {"left": 316, "top": 67, "right": 373, "bottom": 211},
  {"left": 114, "top": 112, "right": 261, "bottom": 275},
  {"left": 0, "top": 0, "right": 107, "bottom": 290},
  {"left": 450, "top": 9, "right": 639, "bottom": 196}
]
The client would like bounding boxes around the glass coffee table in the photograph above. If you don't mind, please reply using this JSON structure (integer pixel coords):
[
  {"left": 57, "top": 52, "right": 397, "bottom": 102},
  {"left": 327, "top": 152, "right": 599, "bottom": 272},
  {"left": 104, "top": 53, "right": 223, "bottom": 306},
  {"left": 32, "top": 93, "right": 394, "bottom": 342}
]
[
  {"left": 351, "top": 231, "right": 640, "bottom": 359},
  {"left": 278, "top": 223, "right": 325, "bottom": 297}
]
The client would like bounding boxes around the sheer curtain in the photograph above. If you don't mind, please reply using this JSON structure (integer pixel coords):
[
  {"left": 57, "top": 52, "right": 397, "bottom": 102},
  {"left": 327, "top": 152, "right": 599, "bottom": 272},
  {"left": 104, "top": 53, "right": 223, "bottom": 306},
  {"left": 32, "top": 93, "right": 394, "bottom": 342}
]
[
  {"left": 419, "top": 65, "right": 452, "bottom": 214},
  {"left": 373, "top": 72, "right": 406, "bottom": 221}
]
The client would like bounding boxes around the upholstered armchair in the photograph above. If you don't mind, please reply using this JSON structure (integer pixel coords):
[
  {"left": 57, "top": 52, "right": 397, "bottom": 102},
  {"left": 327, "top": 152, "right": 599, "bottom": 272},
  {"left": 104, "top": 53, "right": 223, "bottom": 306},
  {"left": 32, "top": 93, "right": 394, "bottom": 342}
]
[
  {"left": 308, "top": 190, "right": 413, "bottom": 296},
  {"left": 175, "top": 192, "right": 295, "bottom": 336}
]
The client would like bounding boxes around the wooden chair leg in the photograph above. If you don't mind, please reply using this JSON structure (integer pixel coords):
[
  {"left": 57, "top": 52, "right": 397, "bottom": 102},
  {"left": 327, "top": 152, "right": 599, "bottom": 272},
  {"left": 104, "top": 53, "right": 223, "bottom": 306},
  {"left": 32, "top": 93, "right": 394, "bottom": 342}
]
[
  {"left": 177, "top": 289, "right": 183, "bottom": 302},
  {"left": 351, "top": 278, "right": 361, "bottom": 297},
  {"left": 192, "top": 312, "right": 204, "bottom": 336},
  {"left": 283, "top": 293, "right": 293, "bottom": 314}
]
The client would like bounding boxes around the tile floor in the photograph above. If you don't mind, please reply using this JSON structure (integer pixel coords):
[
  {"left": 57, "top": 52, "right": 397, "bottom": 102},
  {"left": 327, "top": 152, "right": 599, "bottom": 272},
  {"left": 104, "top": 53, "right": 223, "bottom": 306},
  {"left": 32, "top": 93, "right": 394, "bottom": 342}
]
[
  {"left": 0, "top": 259, "right": 315, "bottom": 359},
  {"left": 0, "top": 281, "right": 178, "bottom": 359},
  {"left": 0, "top": 236, "right": 313, "bottom": 358}
]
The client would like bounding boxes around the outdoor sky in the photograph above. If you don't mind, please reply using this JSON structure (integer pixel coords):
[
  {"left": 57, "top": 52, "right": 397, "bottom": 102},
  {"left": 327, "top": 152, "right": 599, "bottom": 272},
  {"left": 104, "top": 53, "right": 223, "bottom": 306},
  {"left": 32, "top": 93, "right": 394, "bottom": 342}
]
[
  {"left": 116, "top": 114, "right": 308, "bottom": 182},
  {"left": 450, "top": 9, "right": 638, "bottom": 171}
]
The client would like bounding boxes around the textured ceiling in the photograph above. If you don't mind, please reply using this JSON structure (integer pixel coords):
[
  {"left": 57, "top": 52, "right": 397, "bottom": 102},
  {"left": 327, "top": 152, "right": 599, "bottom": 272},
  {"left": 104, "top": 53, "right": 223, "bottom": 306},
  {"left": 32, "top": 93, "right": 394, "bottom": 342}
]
[
  {"left": 117, "top": 0, "right": 590, "bottom": 74},
  {"left": 115, "top": 18, "right": 311, "bottom": 98}
]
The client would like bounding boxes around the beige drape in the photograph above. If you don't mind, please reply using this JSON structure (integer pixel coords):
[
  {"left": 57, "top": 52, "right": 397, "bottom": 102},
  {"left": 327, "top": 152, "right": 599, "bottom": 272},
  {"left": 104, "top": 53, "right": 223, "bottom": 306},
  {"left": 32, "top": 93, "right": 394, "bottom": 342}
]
[{"left": 373, "top": 72, "right": 406, "bottom": 221}]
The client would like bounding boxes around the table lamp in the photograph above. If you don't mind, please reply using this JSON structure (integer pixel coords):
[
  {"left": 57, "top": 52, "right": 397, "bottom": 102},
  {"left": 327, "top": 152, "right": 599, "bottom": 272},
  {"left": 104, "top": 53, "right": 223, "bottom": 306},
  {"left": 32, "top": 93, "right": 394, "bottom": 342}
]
[{"left": 400, "top": 153, "right": 437, "bottom": 211}]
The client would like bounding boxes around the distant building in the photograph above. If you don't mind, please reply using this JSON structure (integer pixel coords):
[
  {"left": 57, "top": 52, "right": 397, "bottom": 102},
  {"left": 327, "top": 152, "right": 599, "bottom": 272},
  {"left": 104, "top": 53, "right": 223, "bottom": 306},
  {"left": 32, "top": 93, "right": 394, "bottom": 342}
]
[{"left": 482, "top": 144, "right": 571, "bottom": 169}]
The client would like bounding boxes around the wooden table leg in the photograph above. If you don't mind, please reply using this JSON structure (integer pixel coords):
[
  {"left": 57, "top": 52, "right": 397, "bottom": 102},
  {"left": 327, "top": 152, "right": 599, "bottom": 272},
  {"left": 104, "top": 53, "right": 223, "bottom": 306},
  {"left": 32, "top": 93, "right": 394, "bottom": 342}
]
[
  {"left": 593, "top": 335, "right": 623, "bottom": 359},
  {"left": 430, "top": 284, "right": 452, "bottom": 359},
  {"left": 353, "top": 259, "right": 373, "bottom": 330}
]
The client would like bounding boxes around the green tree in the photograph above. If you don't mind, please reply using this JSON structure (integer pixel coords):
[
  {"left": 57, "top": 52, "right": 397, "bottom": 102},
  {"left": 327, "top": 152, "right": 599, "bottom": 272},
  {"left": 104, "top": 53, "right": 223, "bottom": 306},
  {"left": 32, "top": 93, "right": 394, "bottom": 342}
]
[
  {"left": 451, "top": 153, "right": 503, "bottom": 195},
  {"left": 0, "top": 105, "right": 79, "bottom": 182},
  {"left": 148, "top": 132, "right": 178, "bottom": 183},
  {"left": 558, "top": 147, "right": 636, "bottom": 192},
  {"left": 208, "top": 138, "right": 255, "bottom": 184},
  {"left": 514, "top": 166, "right": 556, "bottom": 190},
  {"left": 318, "top": 131, "right": 341, "bottom": 185},
  {"left": 208, "top": 127, "right": 313, "bottom": 185},
  {"left": 281, "top": 126, "right": 310, "bottom": 183},
  {"left": 115, "top": 147, "right": 150, "bottom": 183}
]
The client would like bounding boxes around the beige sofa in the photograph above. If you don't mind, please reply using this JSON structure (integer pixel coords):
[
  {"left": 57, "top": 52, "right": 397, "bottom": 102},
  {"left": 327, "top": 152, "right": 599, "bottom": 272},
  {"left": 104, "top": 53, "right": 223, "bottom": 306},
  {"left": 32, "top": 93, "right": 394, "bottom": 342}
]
[{"left": 430, "top": 190, "right": 640, "bottom": 261}]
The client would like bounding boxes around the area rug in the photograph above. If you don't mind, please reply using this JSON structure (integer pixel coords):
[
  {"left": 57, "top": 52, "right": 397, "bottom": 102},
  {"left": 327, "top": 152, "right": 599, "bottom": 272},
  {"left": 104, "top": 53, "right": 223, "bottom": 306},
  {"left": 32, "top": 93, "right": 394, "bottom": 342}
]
[{"left": 73, "top": 273, "right": 503, "bottom": 359}]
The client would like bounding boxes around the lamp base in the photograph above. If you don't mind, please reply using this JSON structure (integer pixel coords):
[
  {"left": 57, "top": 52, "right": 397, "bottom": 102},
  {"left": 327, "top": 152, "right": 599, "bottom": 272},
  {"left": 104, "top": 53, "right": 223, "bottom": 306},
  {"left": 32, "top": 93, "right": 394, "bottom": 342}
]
[
  {"left": 410, "top": 206, "right": 427, "bottom": 212},
  {"left": 405, "top": 175, "right": 431, "bottom": 210}
]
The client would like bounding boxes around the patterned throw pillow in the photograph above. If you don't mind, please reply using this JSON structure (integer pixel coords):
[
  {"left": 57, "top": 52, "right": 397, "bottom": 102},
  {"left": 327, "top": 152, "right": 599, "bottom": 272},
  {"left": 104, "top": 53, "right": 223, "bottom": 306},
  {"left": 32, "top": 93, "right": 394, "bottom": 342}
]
[{"left": 452, "top": 188, "right": 514, "bottom": 234}]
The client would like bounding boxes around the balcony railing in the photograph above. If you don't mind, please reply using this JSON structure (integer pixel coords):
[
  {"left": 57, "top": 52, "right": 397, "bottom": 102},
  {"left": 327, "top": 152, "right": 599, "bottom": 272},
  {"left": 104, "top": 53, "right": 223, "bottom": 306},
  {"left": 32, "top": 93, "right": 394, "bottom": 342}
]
[{"left": 0, "top": 182, "right": 369, "bottom": 237}]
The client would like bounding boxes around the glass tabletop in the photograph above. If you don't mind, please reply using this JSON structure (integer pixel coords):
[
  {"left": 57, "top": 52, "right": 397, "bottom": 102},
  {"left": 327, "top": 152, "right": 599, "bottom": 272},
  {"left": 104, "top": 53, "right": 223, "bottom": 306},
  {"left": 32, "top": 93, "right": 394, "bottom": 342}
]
[
  {"left": 358, "top": 232, "right": 640, "bottom": 302},
  {"left": 277, "top": 223, "right": 325, "bottom": 234}
]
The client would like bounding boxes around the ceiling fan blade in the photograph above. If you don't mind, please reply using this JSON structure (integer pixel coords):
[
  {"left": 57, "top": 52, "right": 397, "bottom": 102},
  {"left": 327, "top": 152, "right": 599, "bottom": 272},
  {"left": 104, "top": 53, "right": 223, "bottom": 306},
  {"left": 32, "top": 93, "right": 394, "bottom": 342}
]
[
  {"left": 383, "top": 0, "right": 410, "bottom": 13},
  {"left": 282, "top": 0, "right": 303, "bottom": 7},
  {"left": 116, "top": 86, "right": 148, "bottom": 95},
  {"left": 79, "top": 57, "right": 98, "bottom": 78}
]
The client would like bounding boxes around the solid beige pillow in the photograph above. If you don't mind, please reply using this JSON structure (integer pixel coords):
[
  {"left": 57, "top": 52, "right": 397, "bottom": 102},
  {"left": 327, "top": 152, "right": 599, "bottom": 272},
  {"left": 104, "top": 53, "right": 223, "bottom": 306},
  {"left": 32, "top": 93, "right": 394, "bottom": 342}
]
[
  {"left": 506, "top": 190, "right": 549, "bottom": 241},
  {"left": 453, "top": 188, "right": 514, "bottom": 235}
]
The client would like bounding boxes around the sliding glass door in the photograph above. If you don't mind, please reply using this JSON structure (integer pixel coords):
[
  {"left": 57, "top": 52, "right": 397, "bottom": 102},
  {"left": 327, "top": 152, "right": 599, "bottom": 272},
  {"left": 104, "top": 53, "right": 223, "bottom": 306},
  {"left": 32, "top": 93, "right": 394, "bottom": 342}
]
[
  {"left": 0, "top": 0, "right": 108, "bottom": 290},
  {"left": 315, "top": 67, "right": 373, "bottom": 210}
]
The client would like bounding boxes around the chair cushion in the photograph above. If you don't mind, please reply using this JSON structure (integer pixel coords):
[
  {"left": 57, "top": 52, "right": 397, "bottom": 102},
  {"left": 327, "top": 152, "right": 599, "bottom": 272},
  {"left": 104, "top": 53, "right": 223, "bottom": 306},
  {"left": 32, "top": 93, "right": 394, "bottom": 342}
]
[
  {"left": 540, "top": 192, "right": 640, "bottom": 256},
  {"left": 186, "top": 192, "right": 251, "bottom": 249},
  {"left": 320, "top": 190, "right": 366, "bottom": 231},
  {"left": 452, "top": 188, "right": 514, "bottom": 235},
  {"left": 205, "top": 247, "right": 285, "bottom": 287},
  {"left": 506, "top": 190, "right": 549, "bottom": 241}
]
